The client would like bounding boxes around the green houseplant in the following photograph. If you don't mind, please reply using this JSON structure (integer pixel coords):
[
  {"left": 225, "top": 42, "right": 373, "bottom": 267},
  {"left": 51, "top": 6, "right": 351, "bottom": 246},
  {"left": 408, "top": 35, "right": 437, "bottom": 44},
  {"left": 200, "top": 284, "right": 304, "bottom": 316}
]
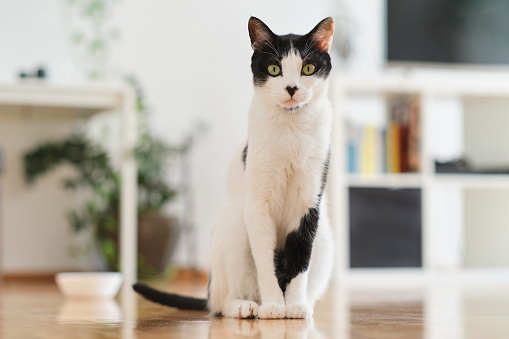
[
  {"left": 23, "top": 79, "right": 190, "bottom": 278},
  {"left": 46, "top": 1, "right": 206, "bottom": 277}
]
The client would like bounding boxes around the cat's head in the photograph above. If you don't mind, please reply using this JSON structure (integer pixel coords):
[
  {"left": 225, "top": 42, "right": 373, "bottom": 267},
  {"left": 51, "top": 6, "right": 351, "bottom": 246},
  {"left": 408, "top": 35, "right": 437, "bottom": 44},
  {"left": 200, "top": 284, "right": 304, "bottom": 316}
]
[{"left": 248, "top": 17, "right": 334, "bottom": 112}]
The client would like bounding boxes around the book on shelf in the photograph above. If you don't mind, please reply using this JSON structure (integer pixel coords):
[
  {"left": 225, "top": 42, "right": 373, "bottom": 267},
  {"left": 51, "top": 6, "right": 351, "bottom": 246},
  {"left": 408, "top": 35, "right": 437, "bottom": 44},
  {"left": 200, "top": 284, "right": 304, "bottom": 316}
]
[{"left": 346, "top": 95, "right": 420, "bottom": 175}]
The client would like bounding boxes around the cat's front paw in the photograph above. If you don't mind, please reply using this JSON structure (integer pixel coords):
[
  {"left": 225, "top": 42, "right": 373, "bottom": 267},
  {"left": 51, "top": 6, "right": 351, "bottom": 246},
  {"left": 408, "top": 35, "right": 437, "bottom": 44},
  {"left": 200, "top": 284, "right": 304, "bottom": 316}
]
[
  {"left": 258, "top": 303, "right": 286, "bottom": 319},
  {"left": 237, "top": 301, "right": 259, "bottom": 319},
  {"left": 285, "top": 303, "right": 313, "bottom": 319},
  {"left": 222, "top": 300, "right": 259, "bottom": 319}
]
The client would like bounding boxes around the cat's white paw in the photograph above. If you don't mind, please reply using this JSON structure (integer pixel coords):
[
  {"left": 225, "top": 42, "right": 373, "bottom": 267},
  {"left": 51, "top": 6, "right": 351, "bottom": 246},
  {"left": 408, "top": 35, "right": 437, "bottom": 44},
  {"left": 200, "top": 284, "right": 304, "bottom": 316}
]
[
  {"left": 223, "top": 300, "right": 259, "bottom": 319},
  {"left": 285, "top": 303, "right": 313, "bottom": 319},
  {"left": 237, "top": 301, "right": 259, "bottom": 319},
  {"left": 258, "top": 303, "right": 286, "bottom": 319}
]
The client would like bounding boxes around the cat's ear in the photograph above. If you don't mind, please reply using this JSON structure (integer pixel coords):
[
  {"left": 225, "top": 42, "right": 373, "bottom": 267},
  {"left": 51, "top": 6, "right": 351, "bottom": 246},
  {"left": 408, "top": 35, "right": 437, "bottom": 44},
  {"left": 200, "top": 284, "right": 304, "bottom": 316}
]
[
  {"left": 307, "top": 17, "right": 335, "bottom": 53},
  {"left": 248, "top": 17, "right": 276, "bottom": 52}
]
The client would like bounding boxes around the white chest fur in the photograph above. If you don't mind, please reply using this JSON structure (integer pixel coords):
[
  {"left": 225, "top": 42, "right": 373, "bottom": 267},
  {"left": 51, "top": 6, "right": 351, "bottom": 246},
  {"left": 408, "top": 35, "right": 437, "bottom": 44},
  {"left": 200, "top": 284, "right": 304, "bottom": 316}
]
[{"left": 246, "top": 89, "right": 332, "bottom": 241}]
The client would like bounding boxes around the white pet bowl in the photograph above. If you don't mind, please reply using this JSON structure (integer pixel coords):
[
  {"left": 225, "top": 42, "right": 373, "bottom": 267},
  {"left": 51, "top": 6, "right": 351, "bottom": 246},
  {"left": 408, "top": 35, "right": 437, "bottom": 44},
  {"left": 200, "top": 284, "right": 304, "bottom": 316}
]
[{"left": 55, "top": 272, "right": 123, "bottom": 299}]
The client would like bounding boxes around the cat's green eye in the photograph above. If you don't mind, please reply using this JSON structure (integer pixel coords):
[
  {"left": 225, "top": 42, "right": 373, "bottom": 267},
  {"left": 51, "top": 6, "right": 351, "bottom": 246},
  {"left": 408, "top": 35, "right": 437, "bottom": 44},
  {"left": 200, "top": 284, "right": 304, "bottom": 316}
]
[
  {"left": 302, "top": 64, "right": 316, "bottom": 75},
  {"left": 268, "top": 65, "right": 281, "bottom": 76}
]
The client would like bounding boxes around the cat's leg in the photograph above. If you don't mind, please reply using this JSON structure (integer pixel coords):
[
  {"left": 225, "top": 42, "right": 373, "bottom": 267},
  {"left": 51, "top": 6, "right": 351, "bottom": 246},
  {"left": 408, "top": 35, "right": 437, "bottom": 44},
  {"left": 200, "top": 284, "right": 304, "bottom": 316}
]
[
  {"left": 209, "top": 202, "right": 260, "bottom": 318},
  {"left": 208, "top": 205, "right": 232, "bottom": 316},
  {"left": 285, "top": 271, "right": 312, "bottom": 318},
  {"left": 306, "top": 204, "right": 334, "bottom": 310},
  {"left": 283, "top": 201, "right": 333, "bottom": 318},
  {"left": 245, "top": 200, "right": 286, "bottom": 319},
  {"left": 220, "top": 247, "right": 260, "bottom": 319},
  {"left": 282, "top": 207, "right": 321, "bottom": 319}
]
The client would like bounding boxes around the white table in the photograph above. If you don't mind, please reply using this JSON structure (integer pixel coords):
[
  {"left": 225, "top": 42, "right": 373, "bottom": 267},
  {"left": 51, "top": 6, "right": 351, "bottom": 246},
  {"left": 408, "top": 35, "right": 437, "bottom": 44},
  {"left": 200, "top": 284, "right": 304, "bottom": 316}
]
[{"left": 0, "top": 82, "right": 138, "bottom": 287}]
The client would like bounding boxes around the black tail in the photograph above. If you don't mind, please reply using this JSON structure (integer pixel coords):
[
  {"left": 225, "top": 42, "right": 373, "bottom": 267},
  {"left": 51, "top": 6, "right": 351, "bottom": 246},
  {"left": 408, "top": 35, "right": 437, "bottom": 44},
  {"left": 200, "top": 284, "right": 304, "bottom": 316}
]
[{"left": 132, "top": 283, "right": 208, "bottom": 311}]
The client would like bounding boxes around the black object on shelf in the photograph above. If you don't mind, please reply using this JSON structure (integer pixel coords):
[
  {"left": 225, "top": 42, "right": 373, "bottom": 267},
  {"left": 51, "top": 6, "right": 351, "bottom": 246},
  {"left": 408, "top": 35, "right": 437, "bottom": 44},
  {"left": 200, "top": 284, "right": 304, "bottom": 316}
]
[
  {"left": 36, "top": 67, "right": 46, "bottom": 79},
  {"left": 18, "top": 66, "right": 47, "bottom": 80},
  {"left": 349, "top": 187, "right": 422, "bottom": 268},
  {"left": 435, "top": 158, "right": 509, "bottom": 174}
]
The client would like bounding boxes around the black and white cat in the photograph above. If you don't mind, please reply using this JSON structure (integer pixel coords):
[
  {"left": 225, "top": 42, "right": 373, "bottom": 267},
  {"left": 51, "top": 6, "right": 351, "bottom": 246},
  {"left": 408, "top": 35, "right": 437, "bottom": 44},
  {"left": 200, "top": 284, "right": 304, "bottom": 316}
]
[{"left": 134, "top": 16, "right": 335, "bottom": 320}]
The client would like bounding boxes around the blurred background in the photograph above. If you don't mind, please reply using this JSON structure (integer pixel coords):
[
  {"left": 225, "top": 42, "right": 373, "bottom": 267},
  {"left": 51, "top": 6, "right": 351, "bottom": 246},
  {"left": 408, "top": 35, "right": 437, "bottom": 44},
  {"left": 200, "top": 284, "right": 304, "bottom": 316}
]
[{"left": 1, "top": 0, "right": 509, "bottom": 284}]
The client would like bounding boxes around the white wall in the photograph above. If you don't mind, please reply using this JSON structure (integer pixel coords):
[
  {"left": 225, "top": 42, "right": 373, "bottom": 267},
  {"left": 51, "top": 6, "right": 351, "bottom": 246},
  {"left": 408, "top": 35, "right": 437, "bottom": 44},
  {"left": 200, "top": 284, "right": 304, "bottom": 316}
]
[
  {"left": 0, "top": 0, "right": 84, "bottom": 272},
  {"left": 0, "top": 107, "right": 94, "bottom": 272},
  {"left": 0, "top": 0, "right": 73, "bottom": 81}
]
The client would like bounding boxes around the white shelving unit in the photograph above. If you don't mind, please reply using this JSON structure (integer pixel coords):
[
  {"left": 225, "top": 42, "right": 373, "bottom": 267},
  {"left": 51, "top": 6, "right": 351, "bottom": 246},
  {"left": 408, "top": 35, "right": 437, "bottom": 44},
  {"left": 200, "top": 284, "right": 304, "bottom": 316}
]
[
  {"left": 329, "top": 73, "right": 509, "bottom": 286},
  {"left": 0, "top": 82, "right": 138, "bottom": 289}
]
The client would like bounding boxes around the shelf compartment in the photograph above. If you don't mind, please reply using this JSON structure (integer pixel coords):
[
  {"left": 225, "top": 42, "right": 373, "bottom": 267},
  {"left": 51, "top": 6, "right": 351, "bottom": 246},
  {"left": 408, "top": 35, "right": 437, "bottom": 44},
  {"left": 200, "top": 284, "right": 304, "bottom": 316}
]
[
  {"left": 349, "top": 187, "right": 422, "bottom": 268},
  {"left": 344, "top": 93, "right": 421, "bottom": 176},
  {"left": 463, "top": 189, "right": 509, "bottom": 268}
]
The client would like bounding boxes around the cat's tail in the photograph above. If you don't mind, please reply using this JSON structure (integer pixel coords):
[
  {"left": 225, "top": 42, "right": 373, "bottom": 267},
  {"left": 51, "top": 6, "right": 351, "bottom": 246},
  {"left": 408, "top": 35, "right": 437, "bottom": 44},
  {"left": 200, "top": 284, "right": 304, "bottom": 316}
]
[{"left": 132, "top": 283, "right": 208, "bottom": 311}]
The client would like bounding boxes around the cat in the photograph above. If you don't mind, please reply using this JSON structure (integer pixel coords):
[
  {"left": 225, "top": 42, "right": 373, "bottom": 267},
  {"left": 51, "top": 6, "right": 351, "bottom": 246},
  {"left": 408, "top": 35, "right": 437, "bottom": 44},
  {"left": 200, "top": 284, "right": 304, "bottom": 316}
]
[{"left": 134, "top": 16, "right": 335, "bottom": 319}]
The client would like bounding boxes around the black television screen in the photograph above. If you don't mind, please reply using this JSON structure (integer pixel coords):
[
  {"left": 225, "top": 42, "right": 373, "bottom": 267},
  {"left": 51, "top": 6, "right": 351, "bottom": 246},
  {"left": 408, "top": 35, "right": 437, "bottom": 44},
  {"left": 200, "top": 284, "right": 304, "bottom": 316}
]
[{"left": 387, "top": 0, "right": 509, "bottom": 66}]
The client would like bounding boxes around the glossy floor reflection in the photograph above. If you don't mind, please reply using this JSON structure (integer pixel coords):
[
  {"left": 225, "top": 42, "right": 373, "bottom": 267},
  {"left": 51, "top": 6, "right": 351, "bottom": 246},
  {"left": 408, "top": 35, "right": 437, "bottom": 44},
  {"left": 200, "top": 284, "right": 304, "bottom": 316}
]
[{"left": 1, "top": 278, "right": 509, "bottom": 338}]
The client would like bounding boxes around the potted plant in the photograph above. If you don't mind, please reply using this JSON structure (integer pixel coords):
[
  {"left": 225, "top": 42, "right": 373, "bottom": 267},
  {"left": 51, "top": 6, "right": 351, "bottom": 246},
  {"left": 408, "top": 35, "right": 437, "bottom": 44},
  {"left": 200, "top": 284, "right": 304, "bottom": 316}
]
[{"left": 23, "top": 79, "right": 200, "bottom": 278}]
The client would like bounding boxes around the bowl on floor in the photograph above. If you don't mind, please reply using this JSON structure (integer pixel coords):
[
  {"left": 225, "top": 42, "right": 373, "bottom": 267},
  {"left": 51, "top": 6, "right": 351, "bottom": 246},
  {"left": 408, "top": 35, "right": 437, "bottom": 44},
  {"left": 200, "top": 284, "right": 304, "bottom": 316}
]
[{"left": 55, "top": 272, "right": 123, "bottom": 299}]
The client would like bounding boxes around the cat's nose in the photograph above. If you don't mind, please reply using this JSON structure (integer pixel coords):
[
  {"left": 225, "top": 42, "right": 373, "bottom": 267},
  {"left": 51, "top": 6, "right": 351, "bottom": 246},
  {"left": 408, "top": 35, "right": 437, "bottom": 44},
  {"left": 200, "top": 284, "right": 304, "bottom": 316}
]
[{"left": 286, "top": 86, "right": 299, "bottom": 97}]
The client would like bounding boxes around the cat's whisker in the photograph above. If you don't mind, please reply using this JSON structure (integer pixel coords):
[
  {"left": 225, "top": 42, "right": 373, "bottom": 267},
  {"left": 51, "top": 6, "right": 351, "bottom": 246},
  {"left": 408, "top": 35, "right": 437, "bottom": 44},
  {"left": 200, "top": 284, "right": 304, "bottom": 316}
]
[
  {"left": 259, "top": 51, "right": 279, "bottom": 61},
  {"left": 302, "top": 41, "right": 314, "bottom": 61},
  {"left": 264, "top": 38, "right": 281, "bottom": 58}
]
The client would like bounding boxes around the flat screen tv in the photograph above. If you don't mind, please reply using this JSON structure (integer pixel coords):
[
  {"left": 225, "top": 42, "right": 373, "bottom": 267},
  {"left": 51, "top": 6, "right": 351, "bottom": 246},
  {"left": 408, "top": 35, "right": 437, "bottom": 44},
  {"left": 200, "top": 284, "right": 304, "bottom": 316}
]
[{"left": 386, "top": 0, "right": 509, "bottom": 66}]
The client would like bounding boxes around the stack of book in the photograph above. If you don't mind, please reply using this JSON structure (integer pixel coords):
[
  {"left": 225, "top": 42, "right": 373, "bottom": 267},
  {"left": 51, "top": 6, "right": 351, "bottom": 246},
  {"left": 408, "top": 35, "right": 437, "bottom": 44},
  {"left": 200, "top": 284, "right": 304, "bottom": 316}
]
[{"left": 347, "top": 95, "right": 420, "bottom": 175}]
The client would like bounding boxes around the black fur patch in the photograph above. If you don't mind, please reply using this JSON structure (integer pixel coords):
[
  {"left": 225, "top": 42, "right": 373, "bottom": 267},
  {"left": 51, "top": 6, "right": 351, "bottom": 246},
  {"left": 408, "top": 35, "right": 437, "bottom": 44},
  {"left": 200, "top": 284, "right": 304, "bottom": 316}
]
[
  {"left": 274, "top": 149, "right": 331, "bottom": 292},
  {"left": 242, "top": 144, "right": 248, "bottom": 169},
  {"left": 318, "top": 147, "right": 331, "bottom": 203},
  {"left": 249, "top": 24, "right": 332, "bottom": 87},
  {"left": 275, "top": 207, "right": 319, "bottom": 292}
]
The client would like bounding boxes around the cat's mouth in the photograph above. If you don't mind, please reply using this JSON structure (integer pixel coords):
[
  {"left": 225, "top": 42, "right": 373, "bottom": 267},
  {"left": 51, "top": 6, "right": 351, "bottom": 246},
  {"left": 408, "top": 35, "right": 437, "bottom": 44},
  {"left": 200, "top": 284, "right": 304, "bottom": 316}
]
[
  {"left": 282, "top": 102, "right": 307, "bottom": 113},
  {"left": 281, "top": 98, "right": 301, "bottom": 111}
]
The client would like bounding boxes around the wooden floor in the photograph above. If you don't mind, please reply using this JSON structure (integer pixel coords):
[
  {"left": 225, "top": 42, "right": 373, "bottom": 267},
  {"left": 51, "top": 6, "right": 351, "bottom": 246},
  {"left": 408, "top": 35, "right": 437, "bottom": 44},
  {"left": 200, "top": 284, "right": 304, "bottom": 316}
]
[{"left": 1, "top": 277, "right": 509, "bottom": 338}]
